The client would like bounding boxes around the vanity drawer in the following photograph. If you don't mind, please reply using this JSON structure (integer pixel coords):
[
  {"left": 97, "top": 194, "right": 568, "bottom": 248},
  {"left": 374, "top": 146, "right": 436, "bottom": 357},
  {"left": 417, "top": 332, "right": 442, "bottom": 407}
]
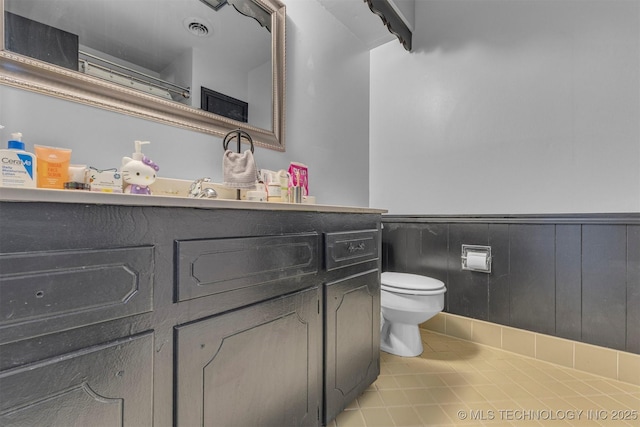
[
  {"left": 175, "top": 233, "right": 318, "bottom": 302},
  {"left": 324, "top": 229, "right": 379, "bottom": 271},
  {"left": 0, "top": 246, "right": 154, "bottom": 344}
]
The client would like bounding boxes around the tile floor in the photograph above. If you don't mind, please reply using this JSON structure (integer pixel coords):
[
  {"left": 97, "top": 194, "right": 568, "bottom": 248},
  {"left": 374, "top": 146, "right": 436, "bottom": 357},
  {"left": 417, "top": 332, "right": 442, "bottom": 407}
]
[{"left": 329, "top": 330, "right": 640, "bottom": 427}]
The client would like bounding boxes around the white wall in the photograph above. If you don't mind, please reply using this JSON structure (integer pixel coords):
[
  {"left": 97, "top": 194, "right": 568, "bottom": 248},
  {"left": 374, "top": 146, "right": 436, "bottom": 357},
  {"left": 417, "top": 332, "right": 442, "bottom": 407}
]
[
  {"left": 274, "top": 0, "right": 371, "bottom": 207},
  {"left": 370, "top": 0, "right": 640, "bottom": 214},
  {"left": 248, "top": 60, "right": 273, "bottom": 130},
  {"left": 192, "top": 46, "right": 248, "bottom": 108},
  {"left": 0, "top": 0, "right": 371, "bottom": 207},
  {"left": 161, "top": 48, "right": 193, "bottom": 105}
]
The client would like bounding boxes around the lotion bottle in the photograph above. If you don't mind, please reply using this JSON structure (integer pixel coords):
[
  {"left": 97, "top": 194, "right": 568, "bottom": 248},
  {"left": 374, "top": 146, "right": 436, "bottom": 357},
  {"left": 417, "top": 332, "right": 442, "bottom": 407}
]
[{"left": 0, "top": 132, "right": 37, "bottom": 188}]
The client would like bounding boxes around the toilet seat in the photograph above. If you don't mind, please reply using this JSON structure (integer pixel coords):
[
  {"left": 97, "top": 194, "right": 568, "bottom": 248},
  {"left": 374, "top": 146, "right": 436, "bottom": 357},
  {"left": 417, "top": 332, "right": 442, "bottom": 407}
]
[{"left": 381, "top": 272, "right": 446, "bottom": 296}]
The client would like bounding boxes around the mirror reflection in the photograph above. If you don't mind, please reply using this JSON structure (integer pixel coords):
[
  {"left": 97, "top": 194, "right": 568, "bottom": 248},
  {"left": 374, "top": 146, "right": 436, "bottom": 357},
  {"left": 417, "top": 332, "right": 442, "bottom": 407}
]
[{"left": 4, "top": 0, "right": 274, "bottom": 131}]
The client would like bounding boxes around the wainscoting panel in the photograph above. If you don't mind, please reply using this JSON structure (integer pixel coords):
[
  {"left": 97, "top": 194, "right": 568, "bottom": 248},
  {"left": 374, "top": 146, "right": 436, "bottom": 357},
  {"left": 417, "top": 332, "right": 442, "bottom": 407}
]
[
  {"left": 509, "top": 224, "right": 556, "bottom": 335},
  {"left": 582, "top": 225, "right": 628, "bottom": 351},
  {"left": 488, "top": 224, "right": 510, "bottom": 326},
  {"left": 628, "top": 225, "right": 640, "bottom": 353},
  {"left": 382, "top": 214, "right": 640, "bottom": 354},
  {"left": 555, "top": 225, "right": 582, "bottom": 341}
]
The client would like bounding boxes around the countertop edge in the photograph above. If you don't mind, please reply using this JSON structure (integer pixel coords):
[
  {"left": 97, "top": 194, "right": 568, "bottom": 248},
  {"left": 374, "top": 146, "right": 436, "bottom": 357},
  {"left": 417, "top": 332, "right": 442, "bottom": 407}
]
[{"left": 0, "top": 188, "right": 387, "bottom": 214}]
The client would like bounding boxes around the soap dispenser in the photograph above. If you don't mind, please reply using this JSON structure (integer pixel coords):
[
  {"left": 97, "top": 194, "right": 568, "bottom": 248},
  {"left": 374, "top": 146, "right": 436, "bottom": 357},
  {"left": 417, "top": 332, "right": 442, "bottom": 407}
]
[
  {"left": 122, "top": 140, "right": 159, "bottom": 195},
  {"left": 0, "top": 132, "right": 37, "bottom": 188}
]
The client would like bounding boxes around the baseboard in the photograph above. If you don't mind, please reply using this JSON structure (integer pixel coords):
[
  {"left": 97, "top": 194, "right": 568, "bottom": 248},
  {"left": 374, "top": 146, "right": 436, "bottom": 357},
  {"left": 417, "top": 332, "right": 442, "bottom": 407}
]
[{"left": 421, "top": 312, "right": 640, "bottom": 386}]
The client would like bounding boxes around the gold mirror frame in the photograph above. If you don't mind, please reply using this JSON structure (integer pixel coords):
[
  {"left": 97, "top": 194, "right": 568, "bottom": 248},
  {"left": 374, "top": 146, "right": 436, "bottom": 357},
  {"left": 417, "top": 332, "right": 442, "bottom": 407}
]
[{"left": 0, "top": 0, "right": 286, "bottom": 151}]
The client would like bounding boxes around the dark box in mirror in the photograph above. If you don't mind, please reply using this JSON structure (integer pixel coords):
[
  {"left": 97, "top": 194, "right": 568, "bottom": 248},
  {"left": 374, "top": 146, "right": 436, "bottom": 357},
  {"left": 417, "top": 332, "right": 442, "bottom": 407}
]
[
  {"left": 201, "top": 87, "right": 248, "bottom": 123},
  {"left": 4, "top": 12, "right": 79, "bottom": 71}
]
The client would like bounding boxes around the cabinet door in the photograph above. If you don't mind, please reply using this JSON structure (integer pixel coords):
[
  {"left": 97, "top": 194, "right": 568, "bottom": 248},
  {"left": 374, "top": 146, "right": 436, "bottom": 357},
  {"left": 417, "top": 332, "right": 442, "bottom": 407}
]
[
  {"left": 0, "top": 332, "right": 154, "bottom": 427},
  {"left": 175, "top": 287, "right": 320, "bottom": 427},
  {"left": 324, "top": 270, "right": 380, "bottom": 423}
]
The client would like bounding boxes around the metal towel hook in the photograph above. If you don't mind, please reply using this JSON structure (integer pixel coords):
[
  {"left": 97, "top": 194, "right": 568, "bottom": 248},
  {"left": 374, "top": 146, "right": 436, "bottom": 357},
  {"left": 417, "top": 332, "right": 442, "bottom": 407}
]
[{"left": 222, "top": 129, "right": 254, "bottom": 154}]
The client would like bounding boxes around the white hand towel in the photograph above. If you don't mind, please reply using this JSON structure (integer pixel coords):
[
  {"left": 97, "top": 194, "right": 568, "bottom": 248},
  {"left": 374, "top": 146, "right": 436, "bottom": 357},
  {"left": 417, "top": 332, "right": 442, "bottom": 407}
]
[{"left": 223, "top": 149, "right": 258, "bottom": 188}]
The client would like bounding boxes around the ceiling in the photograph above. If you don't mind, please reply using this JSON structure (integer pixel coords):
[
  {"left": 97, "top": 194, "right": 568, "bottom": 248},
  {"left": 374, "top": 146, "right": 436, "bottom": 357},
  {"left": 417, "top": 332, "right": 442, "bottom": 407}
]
[
  {"left": 316, "top": 0, "right": 415, "bottom": 51},
  {"left": 316, "top": 0, "right": 395, "bottom": 50}
]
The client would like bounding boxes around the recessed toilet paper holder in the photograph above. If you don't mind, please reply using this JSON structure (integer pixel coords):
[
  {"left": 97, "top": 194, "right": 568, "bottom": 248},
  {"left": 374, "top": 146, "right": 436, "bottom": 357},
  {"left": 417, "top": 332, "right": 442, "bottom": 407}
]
[{"left": 461, "top": 244, "right": 492, "bottom": 273}]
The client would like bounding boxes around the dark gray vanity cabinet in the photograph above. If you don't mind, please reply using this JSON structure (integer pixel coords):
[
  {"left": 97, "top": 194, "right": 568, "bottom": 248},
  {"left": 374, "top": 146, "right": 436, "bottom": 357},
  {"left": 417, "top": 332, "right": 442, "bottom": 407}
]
[
  {"left": 0, "top": 199, "right": 382, "bottom": 427},
  {"left": 323, "top": 230, "right": 381, "bottom": 424}
]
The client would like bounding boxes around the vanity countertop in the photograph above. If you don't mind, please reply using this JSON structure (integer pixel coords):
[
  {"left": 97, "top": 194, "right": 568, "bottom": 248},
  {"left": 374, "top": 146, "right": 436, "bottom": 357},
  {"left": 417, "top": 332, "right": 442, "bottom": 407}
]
[{"left": 0, "top": 187, "right": 387, "bottom": 214}]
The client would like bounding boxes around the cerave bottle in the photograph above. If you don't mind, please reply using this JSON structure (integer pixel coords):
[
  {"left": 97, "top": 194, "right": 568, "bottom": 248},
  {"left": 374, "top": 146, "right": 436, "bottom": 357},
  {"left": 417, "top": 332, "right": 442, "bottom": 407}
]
[{"left": 0, "top": 132, "right": 37, "bottom": 188}]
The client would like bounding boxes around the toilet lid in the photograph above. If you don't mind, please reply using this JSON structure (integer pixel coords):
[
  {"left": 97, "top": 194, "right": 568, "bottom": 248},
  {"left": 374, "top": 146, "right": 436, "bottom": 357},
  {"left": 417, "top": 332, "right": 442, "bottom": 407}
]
[{"left": 381, "top": 272, "right": 446, "bottom": 292}]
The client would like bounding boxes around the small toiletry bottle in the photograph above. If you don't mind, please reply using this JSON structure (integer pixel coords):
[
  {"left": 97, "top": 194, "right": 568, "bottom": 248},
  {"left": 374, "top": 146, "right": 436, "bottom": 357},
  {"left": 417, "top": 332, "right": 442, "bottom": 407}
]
[
  {"left": 277, "top": 169, "right": 289, "bottom": 202},
  {"left": 0, "top": 132, "right": 37, "bottom": 188}
]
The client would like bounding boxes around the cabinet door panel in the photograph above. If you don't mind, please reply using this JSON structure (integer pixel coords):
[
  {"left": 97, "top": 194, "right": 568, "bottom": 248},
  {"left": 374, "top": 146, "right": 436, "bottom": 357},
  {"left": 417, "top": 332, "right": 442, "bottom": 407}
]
[
  {"left": 0, "top": 332, "right": 154, "bottom": 427},
  {"left": 176, "top": 287, "right": 319, "bottom": 427},
  {"left": 325, "top": 270, "right": 380, "bottom": 423}
]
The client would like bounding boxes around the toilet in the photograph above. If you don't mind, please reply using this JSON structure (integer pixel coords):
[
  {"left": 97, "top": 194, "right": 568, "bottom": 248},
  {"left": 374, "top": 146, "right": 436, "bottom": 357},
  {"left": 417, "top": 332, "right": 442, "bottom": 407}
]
[{"left": 380, "top": 272, "right": 447, "bottom": 357}]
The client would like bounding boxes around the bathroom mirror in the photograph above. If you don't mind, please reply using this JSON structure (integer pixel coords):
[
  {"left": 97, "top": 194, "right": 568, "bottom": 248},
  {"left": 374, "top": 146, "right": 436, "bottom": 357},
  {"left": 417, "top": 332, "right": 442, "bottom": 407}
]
[{"left": 0, "top": 0, "right": 286, "bottom": 150}]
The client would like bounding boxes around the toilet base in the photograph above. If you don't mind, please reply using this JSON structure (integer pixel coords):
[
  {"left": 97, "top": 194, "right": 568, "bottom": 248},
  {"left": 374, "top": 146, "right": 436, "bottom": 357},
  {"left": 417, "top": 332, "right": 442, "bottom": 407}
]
[{"left": 380, "top": 320, "right": 423, "bottom": 357}]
